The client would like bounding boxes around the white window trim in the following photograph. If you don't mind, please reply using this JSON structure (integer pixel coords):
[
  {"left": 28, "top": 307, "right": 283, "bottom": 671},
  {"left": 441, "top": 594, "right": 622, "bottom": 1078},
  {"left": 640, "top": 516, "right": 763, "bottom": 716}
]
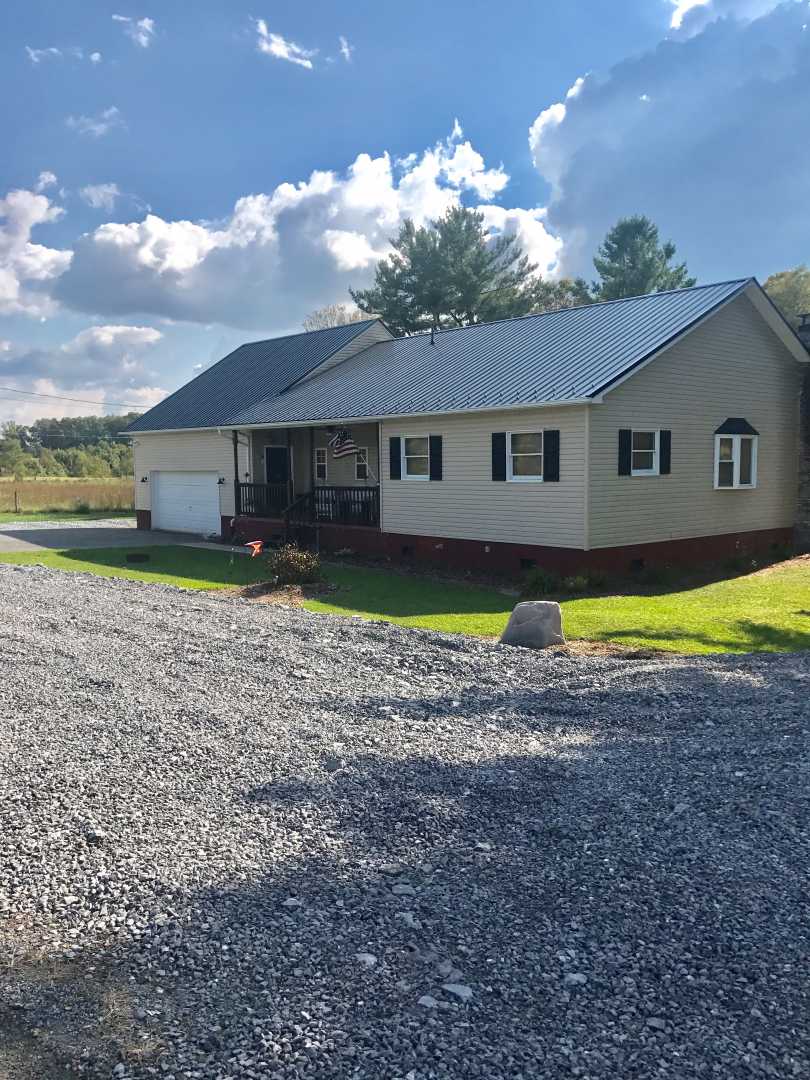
[
  {"left": 314, "top": 446, "right": 328, "bottom": 483},
  {"left": 400, "top": 435, "right": 430, "bottom": 481},
  {"left": 355, "top": 447, "right": 369, "bottom": 482},
  {"left": 714, "top": 434, "right": 758, "bottom": 490},
  {"left": 631, "top": 429, "right": 660, "bottom": 477},
  {"left": 507, "top": 430, "right": 544, "bottom": 483}
]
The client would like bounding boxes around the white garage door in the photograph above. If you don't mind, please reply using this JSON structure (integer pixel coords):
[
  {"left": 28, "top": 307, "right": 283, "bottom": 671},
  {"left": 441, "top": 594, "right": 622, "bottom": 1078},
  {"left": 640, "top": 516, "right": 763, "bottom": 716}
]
[{"left": 152, "top": 471, "right": 221, "bottom": 535}]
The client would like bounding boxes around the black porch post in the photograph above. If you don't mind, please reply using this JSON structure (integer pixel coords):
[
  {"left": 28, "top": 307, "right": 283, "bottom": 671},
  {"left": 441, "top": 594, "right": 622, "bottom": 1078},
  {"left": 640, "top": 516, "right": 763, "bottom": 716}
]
[
  {"left": 309, "top": 427, "right": 315, "bottom": 491},
  {"left": 286, "top": 428, "right": 293, "bottom": 506},
  {"left": 232, "top": 430, "right": 241, "bottom": 516}
]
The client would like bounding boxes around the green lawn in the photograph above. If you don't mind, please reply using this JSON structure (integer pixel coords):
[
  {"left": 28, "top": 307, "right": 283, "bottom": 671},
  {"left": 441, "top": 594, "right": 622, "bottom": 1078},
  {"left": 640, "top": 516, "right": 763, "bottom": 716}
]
[
  {"left": 0, "top": 544, "right": 808, "bottom": 653},
  {"left": 0, "top": 510, "right": 135, "bottom": 524},
  {"left": 0, "top": 545, "right": 265, "bottom": 591}
]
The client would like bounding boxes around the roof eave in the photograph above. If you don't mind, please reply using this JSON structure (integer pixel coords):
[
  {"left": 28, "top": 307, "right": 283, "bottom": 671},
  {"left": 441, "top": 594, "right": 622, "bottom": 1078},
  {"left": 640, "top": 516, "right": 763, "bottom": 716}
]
[{"left": 126, "top": 396, "right": 600, "bottom": 435}]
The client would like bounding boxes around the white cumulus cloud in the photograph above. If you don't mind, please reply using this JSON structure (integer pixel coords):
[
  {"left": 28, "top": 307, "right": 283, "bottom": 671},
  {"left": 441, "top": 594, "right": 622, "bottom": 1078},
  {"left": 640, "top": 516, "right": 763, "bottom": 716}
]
[
  {"left": 255, "top": 19, "right": 316, "bottom": 69},
  {"left": 66, "top": 106, "right": 124, "bottom": 139},
  {"left": 112, "top": 15, "right": 155, "bottom": 48},
  {"left": 55, "top": 125, "right": 553, "bottom": 330},
  {"left": 339, "top": 35, "right": 354, "bottom": 62},
  {"left": 0, "top": 189, "right": 72, "bottom": 317},
  {"left": 79, "top": 183, "right": 122, "bottom": 212}
]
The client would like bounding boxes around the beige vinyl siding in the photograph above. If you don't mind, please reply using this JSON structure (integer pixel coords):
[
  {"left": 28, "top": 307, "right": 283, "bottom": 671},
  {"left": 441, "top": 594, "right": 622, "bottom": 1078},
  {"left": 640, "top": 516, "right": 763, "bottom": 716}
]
[
  {"left": 380, "top": 407, "right": 587, "bottom": 548},
  {"left": 132, "top": 431, "right": 249, "bottom": 517},
  {"left": 588, "top": 293, "right": 803, "bottom": 548}
]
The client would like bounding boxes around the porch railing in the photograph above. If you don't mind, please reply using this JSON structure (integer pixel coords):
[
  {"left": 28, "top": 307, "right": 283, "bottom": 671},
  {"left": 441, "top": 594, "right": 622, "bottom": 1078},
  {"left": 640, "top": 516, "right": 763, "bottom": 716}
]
[
  {"left": 310, "top": 485, "right": 380, "bottom": 527},
  {"left": 238, "top": 482, "right": 288, "bottom": 518},
  {"left": 237, "top": 483, "right": 379, "bottom": 528}
]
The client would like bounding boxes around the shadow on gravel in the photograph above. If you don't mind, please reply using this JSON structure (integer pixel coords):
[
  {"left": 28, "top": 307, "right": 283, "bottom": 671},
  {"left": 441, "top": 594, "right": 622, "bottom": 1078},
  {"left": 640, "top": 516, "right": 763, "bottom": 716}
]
[{"left": 3, "top": 668, "right": 809, "bottom": 1079}]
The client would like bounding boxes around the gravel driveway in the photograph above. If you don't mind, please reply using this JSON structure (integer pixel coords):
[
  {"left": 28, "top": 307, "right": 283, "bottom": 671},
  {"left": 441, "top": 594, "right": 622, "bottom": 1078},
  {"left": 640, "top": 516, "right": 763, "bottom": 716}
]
[
  {"left": 1, "top": 564, "right": 808, "bottom": 1080},
  {"left": 0, "top": 520, "right": 192, "bottom": 552}
]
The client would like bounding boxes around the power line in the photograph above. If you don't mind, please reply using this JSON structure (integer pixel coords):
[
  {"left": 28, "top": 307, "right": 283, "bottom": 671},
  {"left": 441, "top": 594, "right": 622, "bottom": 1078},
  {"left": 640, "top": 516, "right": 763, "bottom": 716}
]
[{"left": 0, "top": 386, "right": 141, "bottom": 408}]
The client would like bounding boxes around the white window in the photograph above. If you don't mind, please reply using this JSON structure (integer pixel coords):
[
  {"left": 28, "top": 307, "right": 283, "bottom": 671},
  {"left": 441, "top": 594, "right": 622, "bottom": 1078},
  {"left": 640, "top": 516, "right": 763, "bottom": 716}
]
[
  {"left": 631, "top": 430, "right": 659, "bottom": 476},
  {"left": 314, "top": 447, "right": 328, "bottom": 482},
  {"left": 402, "top": 436, "right": 429, "bottom": 480},
  {"left": 507, "top": 431, "right": 543, "bottom": 482},
  {"left": 714, "top": 434, "right": 757, "bottom": 489},
  {"left": 355, "top": 448, "right": 369, "bottom": 481}
]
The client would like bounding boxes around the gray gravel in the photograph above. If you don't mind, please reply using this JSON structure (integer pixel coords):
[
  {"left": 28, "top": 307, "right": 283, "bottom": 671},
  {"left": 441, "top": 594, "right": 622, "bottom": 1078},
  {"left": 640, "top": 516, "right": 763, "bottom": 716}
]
[
  {"left": 0, "top": 517, "right": 135, "bottom": 530},
  {"left": 0, "top": 563, "right": 808, "bottom": 1080}
]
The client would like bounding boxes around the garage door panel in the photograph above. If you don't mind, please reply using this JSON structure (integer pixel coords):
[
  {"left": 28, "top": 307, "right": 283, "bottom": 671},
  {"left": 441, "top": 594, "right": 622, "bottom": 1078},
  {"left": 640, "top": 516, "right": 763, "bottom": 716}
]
[{"left": 152, "top": 471, "right": 221, "bottom": 535}]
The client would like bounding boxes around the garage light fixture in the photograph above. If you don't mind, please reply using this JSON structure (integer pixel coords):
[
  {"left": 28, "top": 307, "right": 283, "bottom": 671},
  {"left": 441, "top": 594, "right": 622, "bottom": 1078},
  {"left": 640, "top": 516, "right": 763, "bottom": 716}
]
[{"left": 140, "top": 476, "right": 148, "bottom": 483}]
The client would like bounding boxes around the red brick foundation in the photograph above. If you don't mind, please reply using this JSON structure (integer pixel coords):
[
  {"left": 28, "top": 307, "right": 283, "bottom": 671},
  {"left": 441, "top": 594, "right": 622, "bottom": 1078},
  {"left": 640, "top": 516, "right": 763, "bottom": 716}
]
[
  {"left": 136, "top": 509, "right": 151, "bottom": 530},
  {"left": 229, "top": 515, "right": 793, "bottom": 577}
]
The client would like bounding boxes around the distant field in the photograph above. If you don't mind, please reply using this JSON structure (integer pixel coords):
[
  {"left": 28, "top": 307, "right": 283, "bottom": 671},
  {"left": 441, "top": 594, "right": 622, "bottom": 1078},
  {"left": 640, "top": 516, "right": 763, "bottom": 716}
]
[{"left": 0, "top": 478, "right": 134, "bottom": 514}]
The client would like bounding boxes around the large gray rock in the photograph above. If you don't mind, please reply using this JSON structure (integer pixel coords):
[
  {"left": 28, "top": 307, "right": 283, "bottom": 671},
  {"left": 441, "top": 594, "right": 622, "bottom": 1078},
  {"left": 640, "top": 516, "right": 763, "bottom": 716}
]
[{"left": 499, "top": 601, "right": 565, "bottom": 649}]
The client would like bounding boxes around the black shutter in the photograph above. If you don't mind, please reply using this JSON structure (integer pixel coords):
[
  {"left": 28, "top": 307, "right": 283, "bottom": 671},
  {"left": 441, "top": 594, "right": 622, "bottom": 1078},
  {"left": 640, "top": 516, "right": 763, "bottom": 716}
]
[
  {"left": 618, "top": 429, "right": 632, "bottom": 476},
  {"left": 492, "top": 432, "right": 507, "bottom": 481},
  {"left": 389, "top": 436, "right": 401, "bottom": 480},
  {"left": 659, "top": 430, "right": 671, "bottom": 475},
  {"left": 429, "top": 435, "right": 443, "bottom": 481},
  {"left": 543, "top": 430, "right": 560, "bottom": 482}
]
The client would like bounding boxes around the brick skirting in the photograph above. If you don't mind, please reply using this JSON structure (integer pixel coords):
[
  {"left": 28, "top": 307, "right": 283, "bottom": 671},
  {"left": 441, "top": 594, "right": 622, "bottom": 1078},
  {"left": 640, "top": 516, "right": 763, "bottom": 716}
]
[
  {"left": 136, "top": 509, "right": 151, "bottom": 530},
  {"left": 229, "top": 515, "right": 793, "bottom": 577}
]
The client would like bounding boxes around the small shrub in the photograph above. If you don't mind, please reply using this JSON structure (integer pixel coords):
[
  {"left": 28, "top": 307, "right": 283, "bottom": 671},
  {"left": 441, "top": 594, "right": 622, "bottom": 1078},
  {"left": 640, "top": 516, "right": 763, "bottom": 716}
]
[
  {"left": 562, "top": 574, "right": 588, "bottom": 594},
  {"left": 586, "top": 569, "right": 610, "bottom": 590},
  {"left": 74, "top": 500, "right": 92, "bottom": 514},
  {"left": 522, "top": 567, "right": 560, "bottom": 596},
  {"left": 267, "top": 544, "right": 322, "bottom": 586},
  {"left": 769, "top": 541, "right": 793, "bottom": 563},
  {"left": 638, "top": 564, "right": 673, "bottom": 588},
  {"left": 722, "top": 554, "right": 747, "bottom": 574}
]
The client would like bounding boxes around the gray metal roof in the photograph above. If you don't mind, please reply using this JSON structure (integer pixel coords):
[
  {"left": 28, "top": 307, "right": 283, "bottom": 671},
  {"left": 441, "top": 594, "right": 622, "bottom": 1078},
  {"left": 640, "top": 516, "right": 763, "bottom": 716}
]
[
  {"left": 130, "top": 280, "right": 751, "bottom": 432},
  {"left": 227, "top": 279, "right": 750, "bottom": 425},
  {"left": 125, "top": 319, "right": 379, "bottom": 432}
]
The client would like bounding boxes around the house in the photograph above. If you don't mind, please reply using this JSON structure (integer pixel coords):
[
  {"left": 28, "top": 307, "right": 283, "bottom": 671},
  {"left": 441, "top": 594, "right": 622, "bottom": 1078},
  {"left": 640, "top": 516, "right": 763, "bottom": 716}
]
[{"left": 127, "top": 278, "right": 810, "bottom": 574}]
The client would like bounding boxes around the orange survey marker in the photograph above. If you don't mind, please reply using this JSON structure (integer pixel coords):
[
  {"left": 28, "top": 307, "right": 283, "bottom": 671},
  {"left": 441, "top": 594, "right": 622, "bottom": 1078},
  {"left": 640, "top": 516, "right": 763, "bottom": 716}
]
[{"left": 246, "top": 540, "right": 264, "bottom": 557}]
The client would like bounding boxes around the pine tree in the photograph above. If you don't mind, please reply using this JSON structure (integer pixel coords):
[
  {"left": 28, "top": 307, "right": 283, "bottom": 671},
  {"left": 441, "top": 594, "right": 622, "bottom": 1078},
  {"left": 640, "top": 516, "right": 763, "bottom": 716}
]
[
  {"left": 592, "top": 216, "right": 696, "bottom": 300},
  {"left": 351, "top": 206, "right": 587, "bottom": 334}
]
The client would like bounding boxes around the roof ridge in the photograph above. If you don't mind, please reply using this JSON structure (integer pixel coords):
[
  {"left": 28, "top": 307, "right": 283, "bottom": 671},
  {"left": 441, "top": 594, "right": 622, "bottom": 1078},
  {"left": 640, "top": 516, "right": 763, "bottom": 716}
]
[
  {"left": 238, "top": 317, "right": 378, "bottom": 350},
  {"left": 401, "top": 278, "right": 752, "bottom": 341}
]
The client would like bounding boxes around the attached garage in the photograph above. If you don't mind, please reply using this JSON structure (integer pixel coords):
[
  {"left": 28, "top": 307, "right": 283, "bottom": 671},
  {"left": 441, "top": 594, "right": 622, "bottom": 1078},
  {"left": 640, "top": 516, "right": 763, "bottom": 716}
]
[{"left": 151, "top": 471, "right": 221, "bottom": 535}]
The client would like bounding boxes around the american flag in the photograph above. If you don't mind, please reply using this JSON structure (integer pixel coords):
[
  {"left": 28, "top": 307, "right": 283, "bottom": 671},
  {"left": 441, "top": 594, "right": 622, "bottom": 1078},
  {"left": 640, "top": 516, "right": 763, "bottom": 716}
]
[{"left": 327, "top": 429, "right": 358, "bottom": 458}]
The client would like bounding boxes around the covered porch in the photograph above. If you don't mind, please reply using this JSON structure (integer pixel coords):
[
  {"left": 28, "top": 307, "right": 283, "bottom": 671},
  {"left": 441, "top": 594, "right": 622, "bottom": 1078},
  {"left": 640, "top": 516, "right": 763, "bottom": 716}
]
[{"left": 234, "top": 422, "right": 381, "bottom": 532}]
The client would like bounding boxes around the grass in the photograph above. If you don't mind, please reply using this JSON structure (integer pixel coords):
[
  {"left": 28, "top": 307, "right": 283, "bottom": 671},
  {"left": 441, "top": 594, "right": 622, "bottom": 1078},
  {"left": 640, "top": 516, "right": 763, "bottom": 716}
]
[
  {"left": 0, "top": 546, "right": 267, "bottom": 591},
  {"left": 0, "top": 478, "right": 134, "bottom": 514},
  {"left": 0, "top": 509, "right": 135, "bottom": 523},
  {"left": 0, "top": 545, "right": 807, "bottom": 653}
]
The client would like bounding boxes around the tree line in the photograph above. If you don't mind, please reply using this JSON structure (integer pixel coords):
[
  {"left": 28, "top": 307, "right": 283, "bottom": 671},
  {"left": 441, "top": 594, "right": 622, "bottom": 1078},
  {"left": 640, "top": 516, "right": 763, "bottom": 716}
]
[
  {"left": 0, "top": 414, "right": 141, "bottom": 479},
  {"left": 303, "top": 209, "right": 810, "bottom": 335}
]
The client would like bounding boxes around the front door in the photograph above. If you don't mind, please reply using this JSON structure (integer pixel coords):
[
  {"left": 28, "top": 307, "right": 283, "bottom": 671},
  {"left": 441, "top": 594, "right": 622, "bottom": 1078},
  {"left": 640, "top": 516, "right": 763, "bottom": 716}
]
[{"left": 265, "top": 445, "right": 289, "bottom": 486}]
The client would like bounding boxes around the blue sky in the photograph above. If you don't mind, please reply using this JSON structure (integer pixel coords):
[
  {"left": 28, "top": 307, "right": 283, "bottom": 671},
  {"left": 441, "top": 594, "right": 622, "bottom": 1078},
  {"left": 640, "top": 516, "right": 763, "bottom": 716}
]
[{"left": 1, "top": 1, "right": 808, "bottom": 423}]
